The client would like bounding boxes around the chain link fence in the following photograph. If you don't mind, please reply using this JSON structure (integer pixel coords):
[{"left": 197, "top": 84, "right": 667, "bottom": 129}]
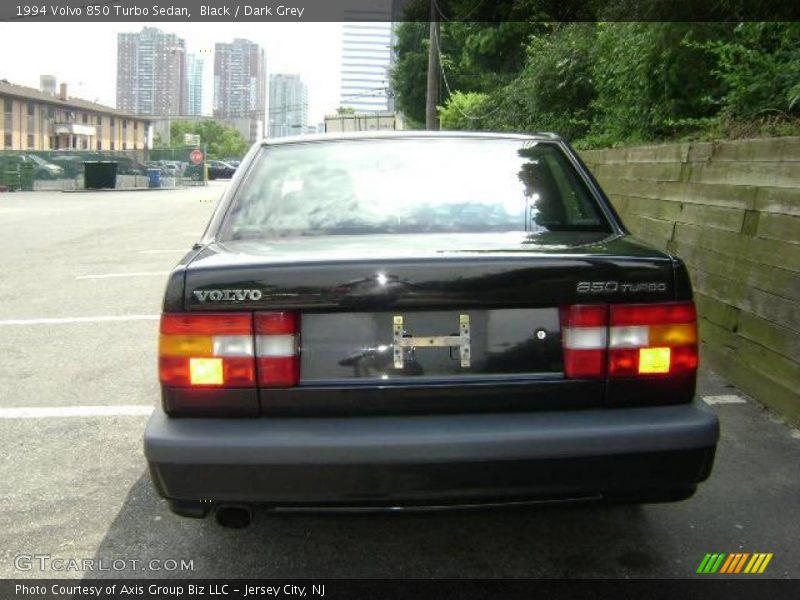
[{"left": 0, "top": 146, "right": 207, "bottom": 192}]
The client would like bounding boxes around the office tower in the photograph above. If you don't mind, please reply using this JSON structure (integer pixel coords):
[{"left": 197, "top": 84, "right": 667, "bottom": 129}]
[
  {"left": 185, "top": 54, "right": 204, "bottom": 116},
  {"left": 339, "top": 20, "right": 395, "bottom": 113},
  {"left": 116, "top": 27, "right": 186, "bottom": 116},
  {"left": 213, "top": 39, "right": 266, "bottom": 122},
  {"left": 268, "top": 74, "right": 308, "bottom": 138}
]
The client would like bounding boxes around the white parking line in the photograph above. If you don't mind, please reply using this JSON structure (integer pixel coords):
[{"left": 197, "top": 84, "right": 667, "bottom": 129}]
[
  {"left": 0, "top": 315, "right": 159, "bottom": 326},
  {"left": 76, "top": 271, "right": 170, "bottom": 280},
  {"left": 0, "top": 405, "right": 154, "bottom": 419},
  {"left": 703, "top": 394, "right": 748, "bottom": 405}
]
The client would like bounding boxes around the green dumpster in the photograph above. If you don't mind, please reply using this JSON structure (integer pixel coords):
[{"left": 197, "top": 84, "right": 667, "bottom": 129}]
[
  {"left": 2, "top": 170, "right": 21, "bottom": 191},
  {"left": 84, "top": 161, "right": 118, "bottom": 189},
  {"left": 19, "top": 161, "right": 35, "bottom": 191}
]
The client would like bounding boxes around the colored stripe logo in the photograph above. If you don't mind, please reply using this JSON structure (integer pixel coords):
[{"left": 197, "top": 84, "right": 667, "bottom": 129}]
[{"left": 697, "top": 553, "right": 773, "bottom": 574}]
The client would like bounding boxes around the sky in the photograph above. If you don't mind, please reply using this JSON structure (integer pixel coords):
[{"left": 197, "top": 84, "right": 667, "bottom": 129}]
[{"left": 0, "top": 22, "right": 343, "bottom": 125}]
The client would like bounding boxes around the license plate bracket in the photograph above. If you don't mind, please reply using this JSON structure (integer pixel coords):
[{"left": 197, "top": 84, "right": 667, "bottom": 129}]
[{"left": 393, "top": 314, "right": 471, "bottom": 369}]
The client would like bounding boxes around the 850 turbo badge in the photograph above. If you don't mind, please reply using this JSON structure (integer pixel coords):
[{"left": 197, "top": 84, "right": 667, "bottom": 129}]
[{"left": 577, "top": 281, "right": 668, "bottom": 294}]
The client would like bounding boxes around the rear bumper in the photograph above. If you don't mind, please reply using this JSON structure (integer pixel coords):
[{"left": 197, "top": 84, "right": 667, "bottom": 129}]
[{"left": 144, "top": 400, "right": 719, "bottom": 507}]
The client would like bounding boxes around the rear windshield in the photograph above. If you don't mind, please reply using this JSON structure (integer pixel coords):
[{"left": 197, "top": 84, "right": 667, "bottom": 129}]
[{"left": 220, "top": 138, "right": 611, "bottom": 240}]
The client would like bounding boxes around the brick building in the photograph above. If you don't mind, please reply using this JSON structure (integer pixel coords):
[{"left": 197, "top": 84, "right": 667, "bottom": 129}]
[{"left": 0, "top": 79, "right": 149, "bottom": 152}]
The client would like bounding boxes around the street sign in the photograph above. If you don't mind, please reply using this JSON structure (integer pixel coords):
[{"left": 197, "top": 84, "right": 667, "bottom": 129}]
[{"left": 189, "top": 148, "right": 204, "bottom": 165}]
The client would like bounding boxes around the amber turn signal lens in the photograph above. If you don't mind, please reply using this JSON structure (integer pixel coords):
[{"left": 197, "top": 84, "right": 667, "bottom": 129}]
[
  {"left": 638, "top": 347, "right": 671, "bottom": 374},
  {"left": 189, "top": 357, "right": 224, "bottom": 385}
]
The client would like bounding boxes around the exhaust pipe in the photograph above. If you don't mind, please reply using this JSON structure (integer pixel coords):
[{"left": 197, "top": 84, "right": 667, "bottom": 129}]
[{"left": 215, "top": 505, "right": 253, "bottom": 529}]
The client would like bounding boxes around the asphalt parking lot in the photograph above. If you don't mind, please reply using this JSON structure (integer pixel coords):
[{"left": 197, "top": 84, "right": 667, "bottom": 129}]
[{"left": 1, "top": 183, "right": 798, "bottom": 579}]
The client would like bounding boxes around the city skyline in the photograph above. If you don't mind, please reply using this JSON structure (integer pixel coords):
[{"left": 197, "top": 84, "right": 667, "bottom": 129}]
[{"left": 0, "top": 23, "right": 344, "bottom": 124}]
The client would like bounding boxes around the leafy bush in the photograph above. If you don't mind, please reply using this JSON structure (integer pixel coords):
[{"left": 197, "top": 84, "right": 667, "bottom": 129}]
[
  {"left": 588, "top": 23, "right": 732, "bottom": 144},
  {"left": 700, "top": 22, "right": 800, "bottom": 120},
  {"left": 438, "top": 91, "right": 492, "bottom": 130}
]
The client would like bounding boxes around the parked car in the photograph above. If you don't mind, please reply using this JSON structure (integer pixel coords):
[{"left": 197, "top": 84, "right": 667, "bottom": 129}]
[
  {"left": 48, "top": 154, "right": 85, "bottom": 178},
  {"left": 19, "top": 154, "right": 64, "bottom": 179},
  {"left": 116, "top": 157, "right": 149, "bottom": 176},
  {"left": 146, "top": 161, "right": 181, "bottom": 178},
  {"left": 206, "top": 160, "right": 237, "bottom": 180},
  {"left": 145, "top": 132, "right": 719, "bottom": 527}
]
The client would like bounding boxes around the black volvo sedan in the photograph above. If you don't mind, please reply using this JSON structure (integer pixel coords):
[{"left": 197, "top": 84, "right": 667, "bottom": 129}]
[{"left": 144, "top": 132, "right": 719, "bottom": 527}]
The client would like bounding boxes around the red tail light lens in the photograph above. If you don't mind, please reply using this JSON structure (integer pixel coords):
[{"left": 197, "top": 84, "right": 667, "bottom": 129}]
[
  {"left": 560, "top": 305, "right": 608, "bottom": 379},
  {"left": 562, "top": 302, "right": 698, "bottom": 380},
  {"left": 159, "top": 313, "right": 256, "bottom": 387},
  {"left": 255, "top": 311, "right": 300, "bottom": 387},
  {"left": 610, "top": 302, "right": 696, "bottom": 326}
]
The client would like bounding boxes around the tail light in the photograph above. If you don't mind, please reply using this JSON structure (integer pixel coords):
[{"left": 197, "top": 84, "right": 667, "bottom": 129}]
[
  {"left": 159, "top": 311, "right": 301, "bottom": 388},
  {"left": 159, "top": 312, "right": 300, "bottom": 416},
  {"left": 561, "top": 302, "right": 698, "bottom": 380},
  {"left": 560, "top": 304, "right": 608, "bottom": 379},
  {"left": 608, "top": 302, "right": 697, "bottom": 377},
  {"left": 255, "top": 312, "right": 300, "bottom": 387},
  {"left": 159, "top": 313, "right": 256, "bottom": 387}
]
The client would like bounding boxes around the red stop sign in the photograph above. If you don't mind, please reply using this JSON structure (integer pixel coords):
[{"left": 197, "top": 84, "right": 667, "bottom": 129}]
[{"left": 189, "top": 149, "right": 204, "bottom": 165}]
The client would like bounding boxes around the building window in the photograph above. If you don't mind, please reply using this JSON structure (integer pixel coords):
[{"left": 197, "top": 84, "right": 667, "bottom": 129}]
[
  {"left": 82, "top": 113, "right": 88, "bottom": 124},
  {"left": 3, "top": 98, "right": 12, "bottom": 114},
  {"left": 27, "top": 102, "right": 35, "bottom": 116},
  {"left": 133, "top": 142, "right": 138, "bottom": 150},
  {"left": 110, "top": 141, "right": 115, "bottom": 150},
  {"left": 110, "top": 117, "right": 115, "bottom": 127},
  {"left": 134, "top": 121, "right": 138, "bottom": 131},
  {"left": 122, "top": 142, "right": 127, "bottom": 150},
  {"left": 27, "top": 134, "right": 35, "bottom": 148},
  {"left": 123, "top": 119, "right": 128, "bottom": 129},
  {"left": 96, "top": 140, "right": 102, "bottom": 150},
  {"left": 3, "top": 133, "right": 11, "bottom": 148}
]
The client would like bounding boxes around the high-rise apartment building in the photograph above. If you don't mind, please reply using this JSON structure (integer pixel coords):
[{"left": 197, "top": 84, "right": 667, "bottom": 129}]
[
  {"left": 268, "top": 74, "right": 308, "bottom": 138},
  {"left": 116, "top": 27, "right": 186, "bottom": 116},
  {"left": 185, "top": 54, "right": 204, "bottom": 116},
  {"left": 339, "top": 20, "right": 395, "bottom": 113},
  {"left": 213, "top": 38, "right": 266, "bottom": 141}
]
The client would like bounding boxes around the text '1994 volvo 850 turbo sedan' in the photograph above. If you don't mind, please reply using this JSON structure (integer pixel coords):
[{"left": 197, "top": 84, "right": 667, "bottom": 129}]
[{"left": 144, "top": 132, "right": 719, "bottom": 528}]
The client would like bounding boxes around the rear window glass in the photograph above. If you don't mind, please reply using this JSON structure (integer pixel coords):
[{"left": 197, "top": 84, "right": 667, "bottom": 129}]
[{"left": 220, "top": 138, "right": 610, "bottom": 240}]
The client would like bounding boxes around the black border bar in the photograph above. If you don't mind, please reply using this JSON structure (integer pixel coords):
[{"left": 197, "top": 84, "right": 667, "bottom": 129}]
[
  {"left": 3, "top": 1, "right": 800, "bottom": 23},
  {"left": 4, "top": 579, "right": 800, "bottom": 600}
]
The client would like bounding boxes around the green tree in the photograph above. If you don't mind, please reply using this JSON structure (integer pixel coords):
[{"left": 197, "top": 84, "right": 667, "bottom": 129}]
[
  {"left": 484, "top": 23, "right": 598, "bottom": 140},
  {"left": 169, "top": 120, "right": 249, "bottom": 159},
  {"left": 391, "top": 17, "right": 542, "bottom": 128},
  {"left": 390, "top": 22, "right": 429, "bottom": 128}
]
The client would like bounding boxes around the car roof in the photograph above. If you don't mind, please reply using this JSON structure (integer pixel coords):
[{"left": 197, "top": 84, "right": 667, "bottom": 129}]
[{"left": 259, "top": 130, "right": 562, "bottom": 147}]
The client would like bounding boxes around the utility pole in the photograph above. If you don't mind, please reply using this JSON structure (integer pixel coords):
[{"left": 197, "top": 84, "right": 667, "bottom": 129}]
[{"left": 425, "top": 0, "right": 440, "bottom": 131}]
